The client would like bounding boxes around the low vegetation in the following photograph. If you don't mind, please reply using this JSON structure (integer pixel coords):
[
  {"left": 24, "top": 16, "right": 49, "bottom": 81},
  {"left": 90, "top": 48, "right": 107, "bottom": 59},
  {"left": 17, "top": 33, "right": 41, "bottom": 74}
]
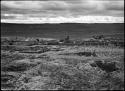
[{"left": 1, "top": 36, "right": 124, "bottom": 90}]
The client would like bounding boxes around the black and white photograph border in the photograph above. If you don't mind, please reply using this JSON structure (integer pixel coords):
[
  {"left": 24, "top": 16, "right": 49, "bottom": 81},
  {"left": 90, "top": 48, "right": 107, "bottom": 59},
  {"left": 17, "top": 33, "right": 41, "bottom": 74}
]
[{"left": 1, "top": 0, "right": 124, "bottom": 90}]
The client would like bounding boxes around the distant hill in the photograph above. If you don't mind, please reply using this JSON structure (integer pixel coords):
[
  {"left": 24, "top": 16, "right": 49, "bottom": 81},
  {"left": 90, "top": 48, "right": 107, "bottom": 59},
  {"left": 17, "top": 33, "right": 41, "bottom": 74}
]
[{"left": 1, "top": 23, "right": 124, "bottom": 40}]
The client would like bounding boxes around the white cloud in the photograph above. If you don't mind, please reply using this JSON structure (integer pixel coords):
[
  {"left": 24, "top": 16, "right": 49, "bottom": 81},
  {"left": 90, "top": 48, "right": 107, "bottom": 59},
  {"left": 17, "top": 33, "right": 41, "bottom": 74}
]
[
  {"left": 1, "top": 1, "right": 68, "bottom": 10},
  {"left": 1, "top": 15, "right": 124, "bottom": 23},
  {"left": 1, "top": 1, "right": 43, "bottom": 9},
  {"left": 1, "top": 0, "right": 124, "bottom": 22}
]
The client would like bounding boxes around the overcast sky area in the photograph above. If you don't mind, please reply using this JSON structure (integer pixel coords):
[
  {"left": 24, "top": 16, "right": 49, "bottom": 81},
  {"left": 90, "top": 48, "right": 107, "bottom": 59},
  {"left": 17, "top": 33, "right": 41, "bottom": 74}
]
[{"left": 1, "top": 0, "right": 124, "bottom": 23}]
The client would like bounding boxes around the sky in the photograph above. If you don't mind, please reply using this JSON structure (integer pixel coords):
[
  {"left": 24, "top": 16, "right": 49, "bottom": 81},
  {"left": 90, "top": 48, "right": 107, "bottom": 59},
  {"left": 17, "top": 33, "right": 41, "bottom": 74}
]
[{"left": 1, "top": 0, "right": 124, "bottom": 23}]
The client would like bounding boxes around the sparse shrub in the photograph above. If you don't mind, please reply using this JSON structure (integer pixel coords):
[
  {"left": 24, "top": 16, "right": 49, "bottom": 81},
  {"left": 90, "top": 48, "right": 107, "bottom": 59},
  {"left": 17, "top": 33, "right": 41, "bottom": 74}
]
[
  {"left": 1, "top": 37, "right": 124, "bottom": 90},
  {"left": 38, "top": 62, "right": 63, "bottom": 74},
  {"left": 2, "top": 62, "right": 37, "bottom": 72},
  {"left": 48, "top": 64, "right": 102, "bottom": 90},
  {"left": 76, "top": 51, "right": 97, "bottom": 57},
  {"left": 1, "top": 53, "right": 25, "bottom": 66}
]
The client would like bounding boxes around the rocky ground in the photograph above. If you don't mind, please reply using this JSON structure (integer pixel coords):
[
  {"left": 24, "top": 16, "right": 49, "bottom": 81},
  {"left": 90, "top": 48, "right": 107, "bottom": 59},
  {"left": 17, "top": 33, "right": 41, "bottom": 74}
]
[{"left": 1, "top": 44, "right": 124, "bottom": 90}]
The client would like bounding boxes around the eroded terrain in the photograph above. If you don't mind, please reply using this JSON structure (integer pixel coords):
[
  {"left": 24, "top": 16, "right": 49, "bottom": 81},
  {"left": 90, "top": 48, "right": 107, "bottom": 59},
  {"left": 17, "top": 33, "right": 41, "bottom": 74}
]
[{"left": 1, "top": 38, "right": 124, "bottom": 90}]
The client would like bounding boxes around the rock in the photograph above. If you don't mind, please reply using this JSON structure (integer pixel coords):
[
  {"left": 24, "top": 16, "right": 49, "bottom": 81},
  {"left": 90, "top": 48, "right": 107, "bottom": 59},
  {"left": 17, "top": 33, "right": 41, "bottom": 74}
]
[{"left": 94, "top": 60, "right": 119, "bottom": 73}]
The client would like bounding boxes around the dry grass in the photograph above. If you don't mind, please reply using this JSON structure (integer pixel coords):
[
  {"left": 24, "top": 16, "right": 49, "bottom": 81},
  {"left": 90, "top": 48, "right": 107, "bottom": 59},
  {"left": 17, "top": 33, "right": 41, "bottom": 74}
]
[{"left": 1, "top": 42, "right": 124, "bottom": 90}]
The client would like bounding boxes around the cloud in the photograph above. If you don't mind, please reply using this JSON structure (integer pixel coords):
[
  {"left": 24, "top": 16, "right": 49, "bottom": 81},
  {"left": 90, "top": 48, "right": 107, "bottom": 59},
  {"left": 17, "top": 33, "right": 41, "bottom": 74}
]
[
  {"left": 1, "top": 1, "right": 69, "bottom": 10},
  {"left": 1, "top": 1, "right": 43, "bottom": 9},
  {"left": 105, "top": 1, "right": 124, "bottom": 11},
  {"left": 1, "top": 14, "right": 124, "bottom": 23},
  {"left": 1, "top": 1, "right": 70, "bottom": 16},
  {"left": 1, "top": 0, "right": 124, "bottom": 23}
]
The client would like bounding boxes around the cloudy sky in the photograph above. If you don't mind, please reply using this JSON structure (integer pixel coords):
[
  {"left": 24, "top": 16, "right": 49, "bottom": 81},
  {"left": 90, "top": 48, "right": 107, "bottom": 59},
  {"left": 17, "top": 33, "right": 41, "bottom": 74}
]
[{"left": 1, "top": 0, "right": 124, "bottom": 23}]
